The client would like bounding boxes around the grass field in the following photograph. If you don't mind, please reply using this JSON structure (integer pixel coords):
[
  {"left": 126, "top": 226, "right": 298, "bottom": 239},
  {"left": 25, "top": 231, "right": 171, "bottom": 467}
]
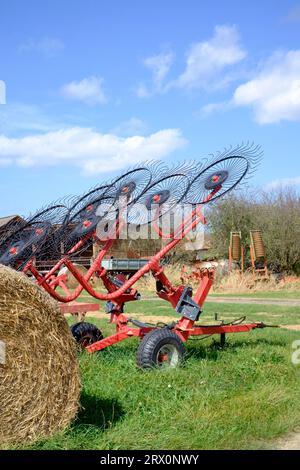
[{"left": 12, "top": 297, "right": 300, "bottom": 450}]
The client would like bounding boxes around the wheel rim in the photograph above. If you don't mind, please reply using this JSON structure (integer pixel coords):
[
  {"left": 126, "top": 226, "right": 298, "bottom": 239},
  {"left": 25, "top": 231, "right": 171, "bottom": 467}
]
[
  {"left": 156, "top": 344, "right": 179, "bottom": 368},
  {"left": 79, "top": 334, "right": 95, "bottom": 348}
]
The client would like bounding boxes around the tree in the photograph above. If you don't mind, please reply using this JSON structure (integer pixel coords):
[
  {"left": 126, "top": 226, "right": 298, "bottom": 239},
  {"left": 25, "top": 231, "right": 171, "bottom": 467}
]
[{"left": 207, "top": 187, "right": 300, "bottom": 273}]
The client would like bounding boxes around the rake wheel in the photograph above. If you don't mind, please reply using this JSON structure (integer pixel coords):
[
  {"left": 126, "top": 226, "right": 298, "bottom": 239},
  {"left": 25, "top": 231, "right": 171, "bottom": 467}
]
[
  {"left": 184, "top": 143, "right": 262, "bottom": 205},
  {"left": 59, "top": 191, "right": 116, "bottom": 254},
  {"left": 184, "top": 156, "right": 249, "bottom": 204},
  {"left": 0, "top": 204, "right": 69, "bottom": 269},
  {"left": 0, "top": 221, "right": 51, "bottom": 267},
  {"left": 108, "top": 166, "right": 152, "bottom": 205},
  {"left": 126, "top": 172, "right": 190, "bottom": 225},
  {"left": 66, "top": 184, "right": 111, "bottom": 221}
]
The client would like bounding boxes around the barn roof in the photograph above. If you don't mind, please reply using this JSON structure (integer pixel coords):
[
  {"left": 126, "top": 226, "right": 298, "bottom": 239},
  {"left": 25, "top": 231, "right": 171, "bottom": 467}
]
[{"left": 0, "top": 215, "right": 22, "bottom": 229}]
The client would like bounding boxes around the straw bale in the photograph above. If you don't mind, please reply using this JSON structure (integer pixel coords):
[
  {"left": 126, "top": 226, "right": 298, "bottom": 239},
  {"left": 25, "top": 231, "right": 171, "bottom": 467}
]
[{"left": 0, "top": 265, "right": 80, "bottom": 445}]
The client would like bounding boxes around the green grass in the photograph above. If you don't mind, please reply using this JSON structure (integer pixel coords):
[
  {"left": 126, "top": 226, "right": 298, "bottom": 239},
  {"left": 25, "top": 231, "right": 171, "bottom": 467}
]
[
  {"left": 76, "top": 296, "right": 300, "bottom": 326},
  {"left": 12, "top": 300, "right": 300, "bottom": 450}
]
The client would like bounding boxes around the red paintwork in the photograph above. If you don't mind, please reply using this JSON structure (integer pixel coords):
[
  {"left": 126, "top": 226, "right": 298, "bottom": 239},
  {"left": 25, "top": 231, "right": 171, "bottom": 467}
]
[
  {"left": 194, "top": 272, "right": 214, "bottom": 305},
  {"left": 23, "top": 184, "right": 270, "bottom": 355},
  {"left": 83, "top": 220, "right": 92, "bottom": 228},
  {"left": 86, "top": 315, "right": 265, "bottom": 353},
  {"left": 59, "top": 302, "right": 99, "bottom": 315},
  {"left": 86, "top": 326, "right": 153, "bottom": 352}
]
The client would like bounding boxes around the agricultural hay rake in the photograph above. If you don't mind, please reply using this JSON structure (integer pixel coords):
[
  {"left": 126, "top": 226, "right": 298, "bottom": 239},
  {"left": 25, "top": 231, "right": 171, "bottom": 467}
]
[{"left": 0, "top": 143, "right": 274, "bottom": 369}]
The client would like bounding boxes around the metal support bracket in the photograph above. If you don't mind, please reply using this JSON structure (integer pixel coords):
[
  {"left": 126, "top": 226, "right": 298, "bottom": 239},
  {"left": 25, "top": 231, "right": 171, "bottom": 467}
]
[{"left": 175, "top": 287, "right": 202, "bottom": 321}]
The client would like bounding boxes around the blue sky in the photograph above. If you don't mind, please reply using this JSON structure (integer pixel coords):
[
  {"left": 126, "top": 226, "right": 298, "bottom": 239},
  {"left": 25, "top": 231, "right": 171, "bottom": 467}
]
[{"left": 0, "top": 0, "right": 300, "bottom": 215}]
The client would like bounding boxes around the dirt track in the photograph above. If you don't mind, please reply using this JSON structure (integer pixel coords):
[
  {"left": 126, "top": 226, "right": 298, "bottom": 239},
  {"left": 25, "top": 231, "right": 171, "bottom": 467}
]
[
  {"left": 141, "top": 295, "right": 300, "bottom": 307},
  {"left": 276, "top": 431, "right": 300, "bottom": 450},
  {"left": 207, "top": 296, "right": 300, "bottom": 307}
]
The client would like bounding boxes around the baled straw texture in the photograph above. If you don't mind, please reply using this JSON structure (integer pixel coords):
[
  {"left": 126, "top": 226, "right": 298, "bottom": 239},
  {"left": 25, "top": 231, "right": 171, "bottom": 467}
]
[{"left": 0, "top": 265, "right": 80, "bottom": 446}]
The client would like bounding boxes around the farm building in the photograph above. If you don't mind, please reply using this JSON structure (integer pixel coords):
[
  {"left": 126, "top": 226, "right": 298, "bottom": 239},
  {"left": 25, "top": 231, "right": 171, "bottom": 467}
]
[{"left": 0, "top": 215, "right": 25, "bottom": 237}]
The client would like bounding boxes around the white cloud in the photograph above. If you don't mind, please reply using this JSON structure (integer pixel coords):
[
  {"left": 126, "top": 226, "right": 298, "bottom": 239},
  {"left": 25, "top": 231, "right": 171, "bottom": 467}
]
[
  {"left": 233, "top": 50, "right": 300, "bottom": 124},
  {"left": 19, "top": 37, "right": 65, "bottom": 57},
  {"left": 0, "top": 158, "right": 10, "bottom": 167},
  {"left": 136, "top": 83, "right": 152, "bottom": 98},
  {"left": 282, "top": 5, "right": 300, "bottom": 23},
  {"left": 144, "top": 51, "right": 174, "bottom": 89},
  {"left": 198, "top": 100, "right": 233, "bottom": 117},
  {"left": 111, "top": 117, "right": 147, "bottom": 136},
  {"left": 174, "top": 25, "right": 246, "bottom": 90},
  {"left": 0, "top": 103, "right": 64, "bottom": 134},
  {"left": 0, "top": 127, "right": 186, "bottom": 174},
  {"left": 266, "top": 176, "right": 300, "bottom": 190},
  {"left": 61, "top": 76, "right": 107, "bottom": 105},
  {"left": 136, "top": 51, "right": 174, "bottom": 97},
  {"left": 137, "top": 26, "right": 246, "bottom": 97}
]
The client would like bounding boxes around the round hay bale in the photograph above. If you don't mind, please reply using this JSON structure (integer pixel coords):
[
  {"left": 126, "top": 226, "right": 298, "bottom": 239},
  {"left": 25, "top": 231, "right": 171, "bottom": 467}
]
[
  {"left": 58, "top": 264, "right": 88, "bottom": 289},
  {"left": 0, "top": 265, "right": 80, "bottom": 446}
]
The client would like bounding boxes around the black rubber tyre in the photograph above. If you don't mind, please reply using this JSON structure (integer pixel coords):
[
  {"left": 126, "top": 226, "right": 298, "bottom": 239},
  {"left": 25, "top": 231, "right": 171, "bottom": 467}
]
[
  {"left": 70, "top": 322, "right": 103, "bottom": 349},
  {"left": 137, "top": 328, "right": 185, "bottom": 369}
]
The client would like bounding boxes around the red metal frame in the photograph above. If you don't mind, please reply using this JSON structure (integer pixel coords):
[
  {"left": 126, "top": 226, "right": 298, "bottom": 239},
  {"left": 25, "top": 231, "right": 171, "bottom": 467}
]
[
  {"left": 22, "top": 184, "right": 269, "bottom": 354},
  {"left": 86, "top": 267, "right": 265, "bottom": 353}
]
